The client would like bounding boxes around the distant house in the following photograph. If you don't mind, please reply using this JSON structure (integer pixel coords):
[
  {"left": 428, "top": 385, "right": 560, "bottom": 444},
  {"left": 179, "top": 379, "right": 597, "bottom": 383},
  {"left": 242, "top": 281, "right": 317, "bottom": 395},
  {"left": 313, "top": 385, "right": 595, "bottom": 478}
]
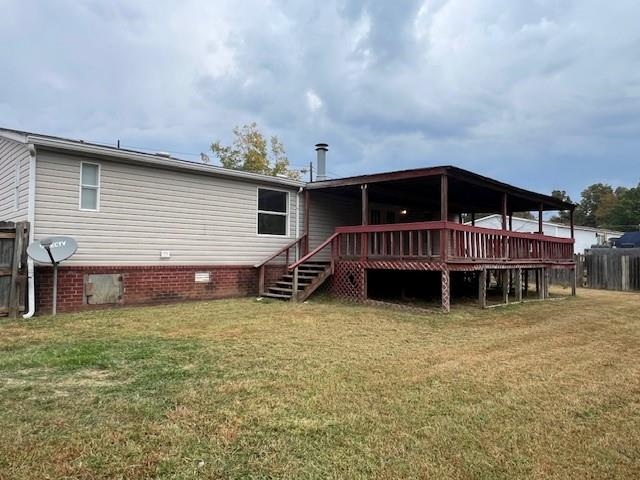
[
  {"left": 614, "top": 231, "right": 640, "bottom": 248},
  {"left": 470, "top": 214, "right": 622, "bottom": 253},
  {"left": 1, "top": 128, "right": 578, "bottom": 315}
]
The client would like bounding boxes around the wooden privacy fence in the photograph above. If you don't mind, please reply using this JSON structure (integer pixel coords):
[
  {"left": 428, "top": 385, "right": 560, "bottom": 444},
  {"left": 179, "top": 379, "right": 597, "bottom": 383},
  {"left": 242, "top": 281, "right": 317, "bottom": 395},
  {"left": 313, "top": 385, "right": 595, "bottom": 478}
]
[
  {"left": 0, "top": 221, "right": 29, "bottom": 318},
  {"left": 551, "top": 250, "right": 640, "bottom": 291},
  {"left": 583, "top": 248, "right": 640, "bottom": 291}
]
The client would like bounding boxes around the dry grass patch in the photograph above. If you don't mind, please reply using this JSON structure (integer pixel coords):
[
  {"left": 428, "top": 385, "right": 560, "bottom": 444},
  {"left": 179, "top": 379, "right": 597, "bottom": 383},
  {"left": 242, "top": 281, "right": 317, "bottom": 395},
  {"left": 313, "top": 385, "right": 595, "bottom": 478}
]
[{"left": 0, "top": 290, "right": 639, "bottom": 479}]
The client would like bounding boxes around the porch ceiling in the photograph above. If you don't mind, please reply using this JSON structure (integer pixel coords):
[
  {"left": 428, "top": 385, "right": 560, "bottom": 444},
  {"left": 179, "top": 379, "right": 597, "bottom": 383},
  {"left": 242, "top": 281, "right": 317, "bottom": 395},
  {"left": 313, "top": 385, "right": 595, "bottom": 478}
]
[{"left": 306, "top": 165, "right": 573, "bottom": 214}]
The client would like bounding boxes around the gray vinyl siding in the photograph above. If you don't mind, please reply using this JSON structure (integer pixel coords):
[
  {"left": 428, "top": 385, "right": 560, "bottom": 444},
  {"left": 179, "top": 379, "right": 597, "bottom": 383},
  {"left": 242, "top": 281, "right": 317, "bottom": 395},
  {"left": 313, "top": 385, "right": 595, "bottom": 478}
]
[
  {"left": 35, "top": 151, "right": 303, "bottom": 266},
  {"left": 308, "top": 191, "right": 360, "bottom": 259},
  {"left": 0, "top": 137, "right": 30, "bottom": 222}
]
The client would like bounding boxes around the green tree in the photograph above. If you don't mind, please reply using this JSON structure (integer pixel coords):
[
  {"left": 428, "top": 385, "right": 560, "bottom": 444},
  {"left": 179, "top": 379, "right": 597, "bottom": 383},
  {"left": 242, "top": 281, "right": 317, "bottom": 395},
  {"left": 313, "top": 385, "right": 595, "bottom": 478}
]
[
  {"left": 574, "top": 183, "right": 615, "bottom": 227},
  {"left": 548, "top": 190, "right": 572, "bottom": 224},
  {"left": 606, "top": 184, "right": 640, "bottom": 231},
  {"left": 210, "top": 123, "right": 300, "bottom": 179}
]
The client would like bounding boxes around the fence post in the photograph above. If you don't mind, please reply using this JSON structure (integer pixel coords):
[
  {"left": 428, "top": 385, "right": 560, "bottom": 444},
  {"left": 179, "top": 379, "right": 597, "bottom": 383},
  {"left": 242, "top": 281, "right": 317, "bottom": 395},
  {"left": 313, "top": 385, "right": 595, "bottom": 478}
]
[{"left": 8, "top": 222, "right": 26, "bottom": 319}]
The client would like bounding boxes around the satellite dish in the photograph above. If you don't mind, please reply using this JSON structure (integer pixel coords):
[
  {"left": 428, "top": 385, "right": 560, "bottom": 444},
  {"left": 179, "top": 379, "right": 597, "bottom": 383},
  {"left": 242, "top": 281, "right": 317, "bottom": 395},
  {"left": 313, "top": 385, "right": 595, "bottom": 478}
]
[
  {"left": 27, "top": 236, "right": 78, "bottom": 264},
  {"left": 26, "top": 236, "right": 78, "bottom": 316}
]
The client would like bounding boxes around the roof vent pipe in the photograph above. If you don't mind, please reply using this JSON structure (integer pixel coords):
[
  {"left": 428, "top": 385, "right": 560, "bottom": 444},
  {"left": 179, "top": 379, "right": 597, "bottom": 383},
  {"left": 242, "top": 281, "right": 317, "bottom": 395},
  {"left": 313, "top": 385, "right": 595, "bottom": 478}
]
[{"left": 315, "top": 143, "right": 328, "bottom": 181}]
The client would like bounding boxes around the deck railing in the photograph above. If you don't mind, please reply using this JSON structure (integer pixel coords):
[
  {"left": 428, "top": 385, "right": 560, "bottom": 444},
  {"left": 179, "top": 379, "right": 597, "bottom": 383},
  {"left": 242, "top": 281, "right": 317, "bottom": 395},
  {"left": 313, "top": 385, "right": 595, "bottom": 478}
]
[
  {"left": 255, "top": 234, "right": 308, "bottom": 295},
  {"left": 333, "top": 221, "right": 574, "bottom": 263}
]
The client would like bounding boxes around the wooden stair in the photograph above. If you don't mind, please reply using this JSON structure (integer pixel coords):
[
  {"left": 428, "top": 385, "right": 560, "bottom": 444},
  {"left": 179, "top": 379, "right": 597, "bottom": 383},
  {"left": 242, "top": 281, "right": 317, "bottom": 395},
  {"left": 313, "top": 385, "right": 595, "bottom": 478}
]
[{"left": 262, "top": 261, "right": 332, "bottom": 302}]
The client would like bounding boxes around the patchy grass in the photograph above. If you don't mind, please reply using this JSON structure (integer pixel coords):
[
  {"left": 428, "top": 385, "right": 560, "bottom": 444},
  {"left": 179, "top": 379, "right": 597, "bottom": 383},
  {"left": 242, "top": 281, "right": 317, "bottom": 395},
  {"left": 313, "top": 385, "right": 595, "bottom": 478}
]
[{"left": 0, "top": 289, "right": 639, "bottom": 479}]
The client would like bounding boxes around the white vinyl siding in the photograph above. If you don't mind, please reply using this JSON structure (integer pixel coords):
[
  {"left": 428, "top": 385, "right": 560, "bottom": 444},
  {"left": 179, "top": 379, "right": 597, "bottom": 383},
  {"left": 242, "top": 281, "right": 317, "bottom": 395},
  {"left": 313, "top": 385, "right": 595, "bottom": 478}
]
[
  {"left": 0, "top": 137, "right": 30, "bottom": 222},
  {"left": 35, "top": 152, "right": 302, "bottom": 266},
  {"left": 307, "top": 191, "right": 360, "bottom": 260},
  {"left": 79, "top": 162, "right": 100, "bottom": 211}
]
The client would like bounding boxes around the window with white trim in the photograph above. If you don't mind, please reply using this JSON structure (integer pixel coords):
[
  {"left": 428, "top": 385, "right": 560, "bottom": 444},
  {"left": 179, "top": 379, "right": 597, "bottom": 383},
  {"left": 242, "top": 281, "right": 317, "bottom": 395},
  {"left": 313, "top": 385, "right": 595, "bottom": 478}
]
[
  {"left": 80, "top": 162, "right": 100, "bottom": 211},
  {"left": 257, "top": 188, "right": 288, "bottom": 235}
]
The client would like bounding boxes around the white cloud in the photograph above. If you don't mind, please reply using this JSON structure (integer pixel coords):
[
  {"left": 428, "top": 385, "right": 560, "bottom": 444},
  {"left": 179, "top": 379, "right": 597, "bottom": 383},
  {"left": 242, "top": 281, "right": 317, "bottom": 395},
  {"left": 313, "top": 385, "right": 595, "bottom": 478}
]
[
  {"left": 306, "top": 90, "right": 323, "bottom": 112},
  {"left": 1, "top": 0, "right": 639, "bottom": 197}
]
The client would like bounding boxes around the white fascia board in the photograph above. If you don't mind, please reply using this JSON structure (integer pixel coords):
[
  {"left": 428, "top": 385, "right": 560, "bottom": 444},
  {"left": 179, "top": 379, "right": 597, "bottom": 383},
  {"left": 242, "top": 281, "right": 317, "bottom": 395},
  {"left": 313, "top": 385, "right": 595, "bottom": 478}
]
[
  {"left": 0, "top": 130, "right": 29, "bottom": 143},
  {"left": 26, "top": 135, "right": 306, "bottom": 189}
]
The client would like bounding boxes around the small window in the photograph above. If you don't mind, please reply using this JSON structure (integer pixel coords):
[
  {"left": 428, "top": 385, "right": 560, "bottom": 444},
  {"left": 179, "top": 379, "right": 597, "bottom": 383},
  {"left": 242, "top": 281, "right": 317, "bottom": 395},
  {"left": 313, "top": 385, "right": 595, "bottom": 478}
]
[
  {"left": 257, "top": 188, "right": 288, "bottom": 235},
  {"left": 80, "top": 162, "right": 100, "bottom": 211}
]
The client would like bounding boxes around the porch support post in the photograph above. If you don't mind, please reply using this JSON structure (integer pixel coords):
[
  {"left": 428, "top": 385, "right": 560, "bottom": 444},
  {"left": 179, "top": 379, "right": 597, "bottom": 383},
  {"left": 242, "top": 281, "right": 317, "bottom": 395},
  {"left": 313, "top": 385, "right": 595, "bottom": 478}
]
[
  {"left": 515, "top": 268, "right": 523, "bottom": 302},
  {"left": 570, "top": 208, "right": 575, "bottom": 240},
  {"left": 440, "top": 174, "right": 449, "bottom": 221},
  {"left": 524, "top": 269, "right": 529, "bottom": 297},
  {"left": 538, "top": 202, "right": 544, "bottom": 234},
  {"left": 538, "top": 268, "right": 545, "bottom": 299},
  {"left": 440, "top": 174, "right": 449, "bottom": 260},
  {"left": 509, "top": 213, "right": 513, "bottom": 231},
  {"left": 441, "top": 267, "right": 450, "bottom": 313},
  {"left": 361, "top": 184, "right": 368, "bottom": 226},
  {"left": 502, "top": 269, "right": 509, "bottom": 305},
  {"left": 544, "top": 267, "right": 550, "bottom": 299},
  {"left": 471, "top": 212, "right": 476, "bottom": 226},
  {"left": 501, "top": 193, "right": 508, "bottom": 230},
  {"left": 361, "top": 184, "right": 368, "bottom": 260},
  {"left": 501, "top": 193, "right": 508, "bottom": 259},
  {"left": 478, "top": 269, "right": 487, "bottom": 309},
  {"left": 571, "top": 267, "right": 577, "bottom": 296}
]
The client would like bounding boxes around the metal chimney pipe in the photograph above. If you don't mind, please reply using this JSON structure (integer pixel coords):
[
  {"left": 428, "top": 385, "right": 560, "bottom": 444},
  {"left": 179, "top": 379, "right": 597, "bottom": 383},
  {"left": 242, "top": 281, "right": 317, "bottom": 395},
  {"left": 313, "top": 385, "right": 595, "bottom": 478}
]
[{"left": 315, "top": 143, "right": 328, "bottom": 181}]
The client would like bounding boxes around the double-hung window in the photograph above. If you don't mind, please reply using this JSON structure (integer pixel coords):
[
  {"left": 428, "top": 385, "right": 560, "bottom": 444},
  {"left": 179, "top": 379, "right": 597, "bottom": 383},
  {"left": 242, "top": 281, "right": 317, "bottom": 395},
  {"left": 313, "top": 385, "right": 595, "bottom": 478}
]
[
  {"left": 80, "top": 162, "right": 100, "bottom": 211},
  {"left": 257, "top": 188, "right": 288, "bottom": 235}
]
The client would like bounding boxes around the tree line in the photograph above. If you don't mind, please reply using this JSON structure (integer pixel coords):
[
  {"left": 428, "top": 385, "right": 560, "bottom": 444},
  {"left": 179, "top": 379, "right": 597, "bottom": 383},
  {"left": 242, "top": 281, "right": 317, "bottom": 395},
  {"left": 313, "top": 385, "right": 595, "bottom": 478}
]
[{"left": 550, "top": 184, "right": 640, "bottom": 231}]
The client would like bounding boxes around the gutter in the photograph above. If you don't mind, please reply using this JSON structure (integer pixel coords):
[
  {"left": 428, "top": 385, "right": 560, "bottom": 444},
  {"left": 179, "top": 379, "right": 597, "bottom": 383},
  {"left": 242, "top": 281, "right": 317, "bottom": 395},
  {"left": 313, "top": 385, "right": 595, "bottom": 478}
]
[{"left": 23, "top": 144, "right": 37, "bottom": 319}]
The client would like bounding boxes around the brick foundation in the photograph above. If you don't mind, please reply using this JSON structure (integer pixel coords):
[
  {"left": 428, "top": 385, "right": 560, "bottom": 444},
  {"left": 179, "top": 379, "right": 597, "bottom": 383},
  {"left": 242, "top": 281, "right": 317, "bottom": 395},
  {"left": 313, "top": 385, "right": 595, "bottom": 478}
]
[{"left": 34, "top": 264, "right": 278, "bottom": 314}]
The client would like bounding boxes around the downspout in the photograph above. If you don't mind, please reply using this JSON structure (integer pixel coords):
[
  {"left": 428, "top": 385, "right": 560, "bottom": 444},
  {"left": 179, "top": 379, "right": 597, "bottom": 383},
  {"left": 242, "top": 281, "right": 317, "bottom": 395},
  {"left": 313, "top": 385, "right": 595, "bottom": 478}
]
[
  {"left": 296, "top": 187, "right": 302, "bottom": 258},
  {"left": 23, "top": 144, "right": 37, "bottom": 319},
  {"left": 293, "top": 187, "right": 303, "bottom": 300}
]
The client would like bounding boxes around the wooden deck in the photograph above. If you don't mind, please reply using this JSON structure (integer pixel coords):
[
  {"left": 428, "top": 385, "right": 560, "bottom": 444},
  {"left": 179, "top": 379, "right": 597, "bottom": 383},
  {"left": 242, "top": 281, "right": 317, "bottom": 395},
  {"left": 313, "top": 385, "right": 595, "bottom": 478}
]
[{"left": 258, "top": 221, "right": 576, "bottom": 311}]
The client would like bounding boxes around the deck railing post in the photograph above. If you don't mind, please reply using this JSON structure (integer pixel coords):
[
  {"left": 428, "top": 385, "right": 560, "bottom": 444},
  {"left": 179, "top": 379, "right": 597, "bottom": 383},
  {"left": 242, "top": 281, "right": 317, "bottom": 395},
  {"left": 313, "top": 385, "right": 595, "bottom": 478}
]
[
  {"left": 292, "top": 266, "right": 299, "bottom": 302},
  {"left": 258, "top": 265, "right": 265, "bottom": 296}
]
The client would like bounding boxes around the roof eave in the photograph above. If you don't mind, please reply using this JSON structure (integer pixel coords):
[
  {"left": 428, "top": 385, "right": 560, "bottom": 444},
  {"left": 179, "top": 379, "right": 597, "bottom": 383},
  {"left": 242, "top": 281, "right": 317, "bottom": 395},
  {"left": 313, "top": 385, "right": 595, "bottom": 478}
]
[{"left": 27, "top": 135, "right": 306, "bottom": 188}]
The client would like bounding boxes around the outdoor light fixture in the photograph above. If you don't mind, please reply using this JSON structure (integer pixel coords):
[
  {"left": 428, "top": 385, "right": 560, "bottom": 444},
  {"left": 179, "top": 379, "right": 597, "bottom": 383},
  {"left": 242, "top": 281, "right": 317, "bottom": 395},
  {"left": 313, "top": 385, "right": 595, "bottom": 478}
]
[{"left": 400, "top": 209, "right": 408, "bottom": 215}]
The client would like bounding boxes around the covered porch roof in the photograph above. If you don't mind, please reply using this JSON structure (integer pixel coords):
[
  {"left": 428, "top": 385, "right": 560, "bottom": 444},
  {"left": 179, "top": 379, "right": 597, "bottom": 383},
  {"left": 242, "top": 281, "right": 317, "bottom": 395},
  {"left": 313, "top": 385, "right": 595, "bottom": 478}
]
[{"left": 305, "top": 165, "right": 573, "bottom": 214}]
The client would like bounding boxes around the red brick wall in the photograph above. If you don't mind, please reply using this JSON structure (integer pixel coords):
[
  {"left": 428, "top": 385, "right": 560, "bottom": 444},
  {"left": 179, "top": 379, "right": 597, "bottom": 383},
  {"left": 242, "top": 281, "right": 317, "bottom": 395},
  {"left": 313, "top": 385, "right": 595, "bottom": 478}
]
[{"left": 34, "top": 264, "right": 278, "bottom": 314}]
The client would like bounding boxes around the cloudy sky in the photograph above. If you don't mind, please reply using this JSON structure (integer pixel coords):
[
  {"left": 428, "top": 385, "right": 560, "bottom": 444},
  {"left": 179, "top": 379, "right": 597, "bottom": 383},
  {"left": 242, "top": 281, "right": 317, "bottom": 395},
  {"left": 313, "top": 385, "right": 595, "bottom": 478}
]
[{"left": 1, "top": 0, "right": 639, "bottom": 199}]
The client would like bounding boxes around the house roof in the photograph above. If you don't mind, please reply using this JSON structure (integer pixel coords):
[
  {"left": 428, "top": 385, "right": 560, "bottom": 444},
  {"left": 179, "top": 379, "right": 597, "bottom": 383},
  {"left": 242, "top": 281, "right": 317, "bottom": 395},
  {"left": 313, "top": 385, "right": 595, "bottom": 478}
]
[
  {"left": 473, "top": 214, "right": 624, "bottom": 235},
  {"left": 0, "top": 127, "right": 305, "bottom": 189},
  {"left": 307, "top": 166, "right": 574, "bottom": 213},
  {"left": 1, "top": 127, "right": 575, "bottom": 212}
]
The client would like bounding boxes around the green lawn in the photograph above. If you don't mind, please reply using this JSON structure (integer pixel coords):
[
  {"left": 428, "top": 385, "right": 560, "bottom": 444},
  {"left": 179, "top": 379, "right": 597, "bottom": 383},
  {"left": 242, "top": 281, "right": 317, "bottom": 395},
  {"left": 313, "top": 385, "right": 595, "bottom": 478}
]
[{"left": 1, "top": 289, "right": 639, "bottom": 479}]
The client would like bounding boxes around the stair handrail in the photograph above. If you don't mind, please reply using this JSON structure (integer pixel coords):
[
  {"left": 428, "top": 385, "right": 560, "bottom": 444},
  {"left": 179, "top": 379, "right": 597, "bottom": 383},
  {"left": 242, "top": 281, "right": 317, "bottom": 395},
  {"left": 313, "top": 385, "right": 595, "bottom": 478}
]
[
  {"left": 256, "top": 234, "right": 307, "bottom": 296},
  {"left": 254, "top": 234, "right": 307, "bottom": 269},
  {"left": 288, "top": 232, "right": 340, "bottom": 271}
]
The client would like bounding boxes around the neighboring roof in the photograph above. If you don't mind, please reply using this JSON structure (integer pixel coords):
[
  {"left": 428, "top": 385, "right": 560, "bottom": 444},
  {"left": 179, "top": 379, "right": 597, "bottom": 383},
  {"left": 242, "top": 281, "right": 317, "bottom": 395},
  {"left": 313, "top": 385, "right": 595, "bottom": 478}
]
[
  {"left": 473, "top": 214, "right": 624, "bottom": 235},
  {"left": 0, "top": 127, "right": 305, "bottom": 189},
  {"left": 614, "top": 231, "right": 640, "bottom": 246},
  {"left": 307, "top": 165, "right": 574, "bottom": 212}
]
